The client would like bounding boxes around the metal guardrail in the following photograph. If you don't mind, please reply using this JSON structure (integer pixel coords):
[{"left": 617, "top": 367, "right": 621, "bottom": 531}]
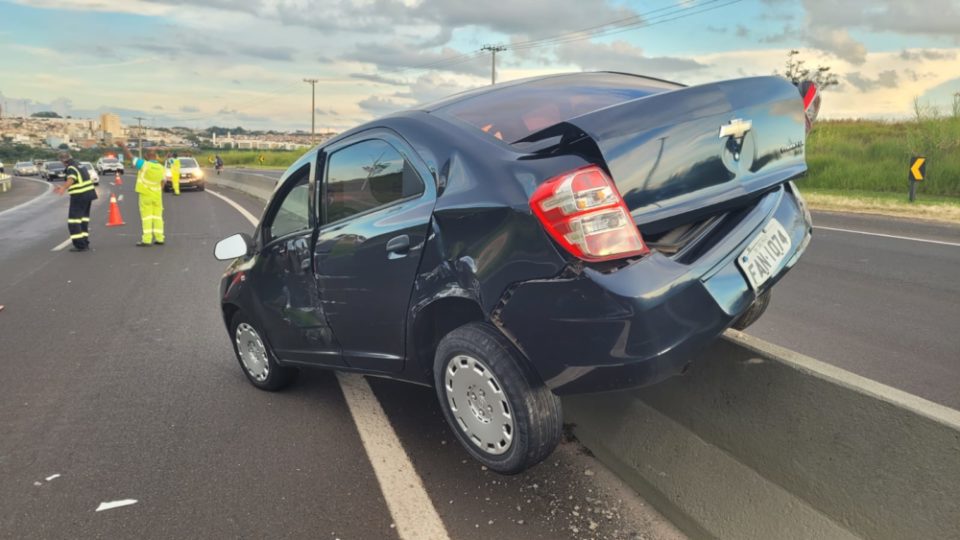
[{"left": 200, "top": 165, "right": 960, "bottom": 539}]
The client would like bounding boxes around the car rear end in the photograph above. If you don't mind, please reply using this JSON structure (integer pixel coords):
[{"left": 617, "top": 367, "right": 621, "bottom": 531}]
[
  {"left": 44, "top": 162, "right": 66, "bottom": 181},
  {"left": 81, "top": 162, "right": 99, "bottom": 185},
  {"left": 435, "top": 72, "right": 816, "bottom": 394}
]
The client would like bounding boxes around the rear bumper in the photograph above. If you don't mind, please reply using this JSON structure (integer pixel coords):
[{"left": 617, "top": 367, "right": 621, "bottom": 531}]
[{"left": 497, "top": 183, "right": 812, "bottom": 395}]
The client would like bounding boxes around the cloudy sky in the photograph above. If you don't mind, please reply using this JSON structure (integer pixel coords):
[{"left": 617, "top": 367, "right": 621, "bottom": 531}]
[{"left": 0, "top": 0, "right": 957, "bottom": 131}]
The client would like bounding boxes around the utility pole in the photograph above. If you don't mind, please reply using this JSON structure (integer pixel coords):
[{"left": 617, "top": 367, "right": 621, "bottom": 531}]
[
  {"left": 303, "top": 78, "right": 319, "bottom": 143},
  {"left": 481, "top": 45, "right": 507, "bottom": 85},
  {"left": 134, "top": 116, "right": 146, "bottom": 158}
]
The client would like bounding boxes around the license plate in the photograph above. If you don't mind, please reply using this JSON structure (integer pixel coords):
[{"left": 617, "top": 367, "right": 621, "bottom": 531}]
[{"left": 737, "top": 218, "right": 792, "bottom": 290}]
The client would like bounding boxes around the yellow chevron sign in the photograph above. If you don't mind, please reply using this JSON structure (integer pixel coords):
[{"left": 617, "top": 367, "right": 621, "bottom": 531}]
[{"left": 910, "top": 157, "right": 926, "bottom": 181}]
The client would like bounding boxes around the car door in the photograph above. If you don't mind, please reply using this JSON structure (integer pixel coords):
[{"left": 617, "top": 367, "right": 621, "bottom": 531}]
[
  {"left": 250, "top": 161, "right": 344, "bottom": 368},
  {"left": 315, "top": 130, "right": 436, "bottom": 373}
]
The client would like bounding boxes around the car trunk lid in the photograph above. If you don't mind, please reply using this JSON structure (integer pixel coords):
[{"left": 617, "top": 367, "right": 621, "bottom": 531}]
[{"left": 528, "top": 76, "right": 808, "bottom": 232}]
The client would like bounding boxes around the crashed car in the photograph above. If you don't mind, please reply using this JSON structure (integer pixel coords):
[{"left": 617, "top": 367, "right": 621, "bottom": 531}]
[{"left": 214, "top": 72, "right": 817, "bottom": 473}]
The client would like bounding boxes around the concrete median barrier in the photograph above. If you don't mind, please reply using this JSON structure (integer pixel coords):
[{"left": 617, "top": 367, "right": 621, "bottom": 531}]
[
  {"left": 563, "top": 329, "right": 960, "bottom": 540},
  {"left": 1, "top": 174, "right": 11, "bottom": 193},
  {"left": 202, "top": 168, "right": 278, "bottom": 201}
]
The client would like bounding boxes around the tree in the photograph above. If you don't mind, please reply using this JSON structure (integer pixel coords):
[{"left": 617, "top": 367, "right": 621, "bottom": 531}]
[
  {"left": 31, "top": 111, "right": 62, "bottom": 118},
  {"left": 777, "top": 50, "right": 839, "bottom": 90}
]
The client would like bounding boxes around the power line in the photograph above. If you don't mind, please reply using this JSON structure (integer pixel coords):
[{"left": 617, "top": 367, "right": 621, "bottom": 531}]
[{"left": 509, "top": 0, "right": 741, "bottom": 51}]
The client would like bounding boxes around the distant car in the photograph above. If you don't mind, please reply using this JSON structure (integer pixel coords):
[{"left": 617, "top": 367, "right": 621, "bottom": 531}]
[
  {"left": 41, "top": 161, "right": 66, "bottom": 181},
  {"left": 80, "top": 162, "right": 99, "bottom": 186},
  {"left": 96, "top": 157, "right": 124, "bottom": 175},
  {"left": 163, "top": 157, "right": 205, "bottom": 192},
  {"left": 213, "top": 71, "right": 818, "bottom": 474},
  {"left": 13, "top": 162, "right": 39, "bottom": 176}
]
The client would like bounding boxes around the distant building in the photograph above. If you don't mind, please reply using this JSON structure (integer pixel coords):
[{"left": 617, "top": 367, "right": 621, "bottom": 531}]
[{"left": 100, "top": 113, "right": 122, "bottom": 137}]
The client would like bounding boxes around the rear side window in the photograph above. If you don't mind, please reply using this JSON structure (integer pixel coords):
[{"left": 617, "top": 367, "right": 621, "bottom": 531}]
[
  {"left": 434, "top": 72, "right": 681, "bottom": 143},
  {"left": 324, "top": 139, "right": 424, "bottom": 224}
]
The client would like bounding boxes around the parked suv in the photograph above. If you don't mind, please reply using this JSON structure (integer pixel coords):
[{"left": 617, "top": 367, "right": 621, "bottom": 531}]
[
  {"left": 95, "top": 157, "right": 124, "bottom": 175},
  {"left": 214, "top": 72, "right": 817, "bottom": 473}
]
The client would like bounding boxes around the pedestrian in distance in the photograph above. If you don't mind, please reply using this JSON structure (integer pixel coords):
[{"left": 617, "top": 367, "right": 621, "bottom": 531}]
[
  {"left": 53, "top": 151, "right": 98, "bottom": 252},
  {"left": 117, "top": 145, "right": 166, "bottom": 246},
  {"left": 215, "top": 154, "right": 223, "bottom": 175}
]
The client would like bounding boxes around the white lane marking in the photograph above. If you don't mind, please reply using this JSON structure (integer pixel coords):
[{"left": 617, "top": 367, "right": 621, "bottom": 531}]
[
  {"left": 205, "top": 188, "right": 260, "bottom": 228},
  {"left": 208, "top": 188, "right": 449, "bottom": 540},
  {"left": 51, "top": 187, "right": 106, "bottom": 251},
  {"left": 815, "top": 225, "right": 960, "bottom": 248},
  {"left": 52, "top": 238, "right": 72, "bottom": 252},
  {"left": 45, "top": 474, "right": 61, "bottom": 481},
  {"left": 95, "top": 499, "right": 137, "bottom": 512},
  {"left": 338, "top": 373, "right": 450, "bottom": 540},
  {"left": 0, "top": 176, "right": 54, "bottom": 218}
]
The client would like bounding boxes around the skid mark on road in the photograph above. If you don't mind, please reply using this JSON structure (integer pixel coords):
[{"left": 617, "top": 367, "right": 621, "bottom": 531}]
[
  {"left": 815, "top": 225, "right": 960, "bottom": 247},
  {"left": 206, "top": 187, "right": 449, "bottom": 540}
]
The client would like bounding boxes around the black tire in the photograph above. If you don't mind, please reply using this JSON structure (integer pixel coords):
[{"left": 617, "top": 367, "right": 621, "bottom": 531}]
[
  {"left": 229, "top": 312, "right": 298, "bottom": 391},
  {"left": 198, "top": 184, "right": 206, "bottom": 191},
  {"left": 434, "top": 322, "right": 562, "bottom": 474},
  {"left": 732, "top": 290, "right": 772, "bottom": 330}
]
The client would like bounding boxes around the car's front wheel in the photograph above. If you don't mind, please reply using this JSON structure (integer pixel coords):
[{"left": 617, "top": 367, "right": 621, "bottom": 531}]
[
  {"left": 229, "top": 312, "right": 298, "bottom": 391},
  {"left": 434, "top": 322, "right": 562, "bottom": 474}
]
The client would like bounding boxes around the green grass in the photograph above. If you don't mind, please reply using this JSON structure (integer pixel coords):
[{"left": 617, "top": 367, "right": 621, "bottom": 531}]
[
  {"left": 802, "top": 116, "right": 960, "bottom": 198},
  {"left": 194, "top": 149, "right": 302, "bottom": 169}
]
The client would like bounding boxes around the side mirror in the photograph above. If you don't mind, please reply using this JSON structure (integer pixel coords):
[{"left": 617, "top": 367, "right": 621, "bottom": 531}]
[{"left": 214, "top": 233, "right": 253, "bottom": 260}]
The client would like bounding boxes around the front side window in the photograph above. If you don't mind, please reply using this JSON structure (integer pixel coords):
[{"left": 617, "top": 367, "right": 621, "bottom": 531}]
[
  {"left": 267, "top": 168, "right": 310, "bottom": 241},
  {"left": 325, "top": 139, "right": 424, "bottom": 224}
]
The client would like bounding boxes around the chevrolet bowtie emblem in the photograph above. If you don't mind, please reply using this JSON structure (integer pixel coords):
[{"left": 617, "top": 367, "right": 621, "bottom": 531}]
[{"left": 719, "top": 118, "right": 752, "bottom": 139}]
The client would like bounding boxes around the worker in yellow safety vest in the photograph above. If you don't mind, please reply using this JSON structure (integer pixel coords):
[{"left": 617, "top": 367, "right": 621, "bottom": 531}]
[
  {"left": 167, "top": 152, "right": 181, "bottom": 195},
  {"left": 118, "top": 145, "right": 166, "bottom": 246}
]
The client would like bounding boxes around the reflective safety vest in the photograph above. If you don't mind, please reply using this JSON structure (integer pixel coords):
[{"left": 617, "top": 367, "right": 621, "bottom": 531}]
[
  {"left": 135, "top": 160, "right": 165, "bottom": 195},
  {"left": 66, "top": 164, "right": 95, "bottom": 196}
]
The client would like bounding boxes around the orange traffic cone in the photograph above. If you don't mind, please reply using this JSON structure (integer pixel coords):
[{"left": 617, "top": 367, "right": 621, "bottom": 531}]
[
  {"left": 114, "top": 171, "right": 123, "bottom": 185},
  {"left": 106, "top": 193, "right": 125, "bottom": 227}
]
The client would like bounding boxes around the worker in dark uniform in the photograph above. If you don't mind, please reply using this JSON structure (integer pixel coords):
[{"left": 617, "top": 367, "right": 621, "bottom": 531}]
[{"left": 53, "top": 151, "right": 98, "bottom": 252}]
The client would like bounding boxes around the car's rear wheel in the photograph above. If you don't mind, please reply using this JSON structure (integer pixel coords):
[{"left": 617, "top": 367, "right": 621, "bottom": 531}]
[
  {"left": 434, "top": 322, "right": 562, "bottom": 474},
  {"left": 230, "top": 312, "right": 298, "bottom": 391}
]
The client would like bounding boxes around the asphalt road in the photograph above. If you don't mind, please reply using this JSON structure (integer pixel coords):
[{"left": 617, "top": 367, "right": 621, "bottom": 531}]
[
  {"left": 748, "top": 210, "right": 960, "bottom": 409},
  {"left": 0, "top": 174, "right": 681, "bottom": 539}
]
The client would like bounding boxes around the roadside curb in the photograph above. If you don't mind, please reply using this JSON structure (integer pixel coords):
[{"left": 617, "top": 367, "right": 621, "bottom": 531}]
[{"left": 563, "top": 329, "right": 960, "bottom": 540}]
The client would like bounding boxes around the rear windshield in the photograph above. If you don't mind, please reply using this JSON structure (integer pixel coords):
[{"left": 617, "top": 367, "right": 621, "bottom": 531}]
[
  {"left": 431, "top": 72, "right": 682, "bottom": 143},
  {"left": 179, "top": 158, "right": 199, "bottom": 168},
  {"left": 16, "top": 162, "right": 31, "bottom": 167},
  {"left": 45, "top": 162, "right": 62, "bottom": 168},
  {"left": 102, "top": 158, "right": 119, "bottom": 164}
]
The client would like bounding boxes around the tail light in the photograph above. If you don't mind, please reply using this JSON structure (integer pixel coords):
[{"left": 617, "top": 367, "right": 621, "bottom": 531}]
[
  {"left": 529, "top": 165, "right": 648, "bottom": 262},
  {"left": 798, "top": 81, "right": 820, "bottom": 133}
]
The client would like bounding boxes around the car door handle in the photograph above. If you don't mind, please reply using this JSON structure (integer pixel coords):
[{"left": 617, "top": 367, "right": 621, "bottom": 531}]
[{"left": 386, "top": 235, "right": 410, "bottom": 257}]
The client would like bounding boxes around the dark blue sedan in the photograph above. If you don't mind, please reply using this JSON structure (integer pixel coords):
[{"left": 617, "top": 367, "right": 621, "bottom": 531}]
[{"left": 214, "top": 72, "right": 816, "bottom": 473}]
